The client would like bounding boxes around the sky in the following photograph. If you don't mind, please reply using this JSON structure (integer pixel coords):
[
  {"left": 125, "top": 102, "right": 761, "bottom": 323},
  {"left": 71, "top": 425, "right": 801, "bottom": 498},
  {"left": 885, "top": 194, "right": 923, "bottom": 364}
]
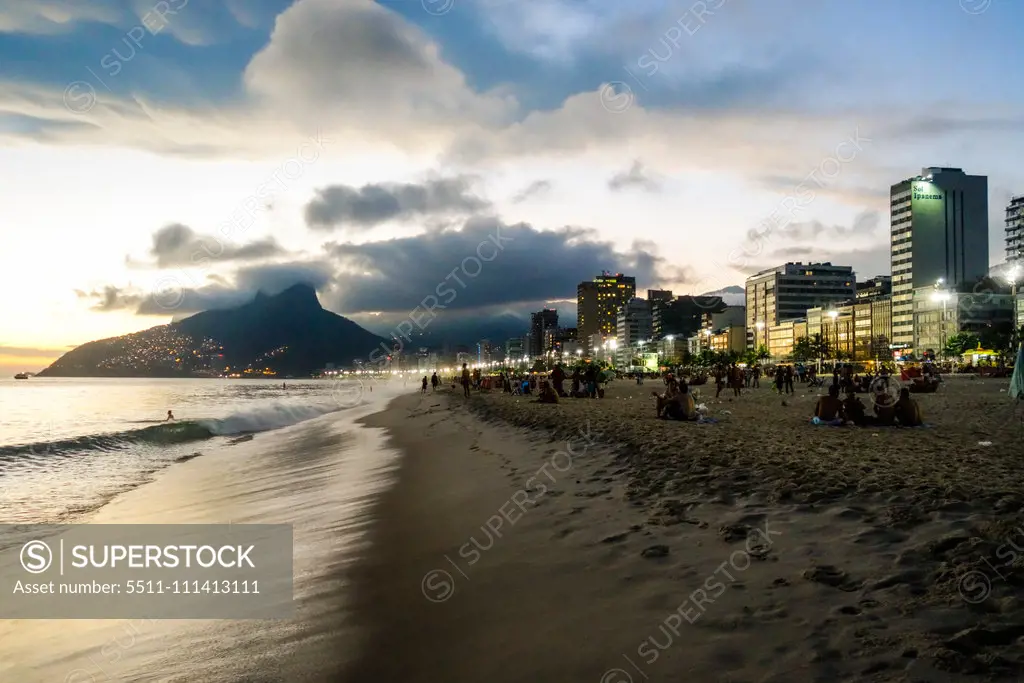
[{"left": 1, "top": 0, "right": 1023, "bottom": 373}]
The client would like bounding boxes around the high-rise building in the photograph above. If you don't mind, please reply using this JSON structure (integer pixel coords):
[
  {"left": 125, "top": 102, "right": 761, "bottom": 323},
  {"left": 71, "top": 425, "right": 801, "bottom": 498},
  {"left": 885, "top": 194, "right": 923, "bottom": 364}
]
[
  {"left": 615, "top": 298, "right": 653, "bottom": 367},
  {"left": 505, "top": 337, "right": 525, "bottom": 362},
  {"left": 890, "top": 167, "right": 989, "bottom": 349},
  {"left": 745, "top": 262, "right": 855, "bottom": 349},
  {"left": 577, "top": 272, "right": 636, "bottom": 350},
  {"left": 477, "top": 339, "right": 492, "bottom": 365},
  {"left": 651, "top": 295, "right": 726, "bottom": 340},
  {"left": 529, "top": 309, "right": 558, "bottom": 357},
  {"left": 1006, "top": 194, "right": 1024, "bottom": 264},
  {"left": 545, "top": 327, "right": 578, "bottom": 354}
]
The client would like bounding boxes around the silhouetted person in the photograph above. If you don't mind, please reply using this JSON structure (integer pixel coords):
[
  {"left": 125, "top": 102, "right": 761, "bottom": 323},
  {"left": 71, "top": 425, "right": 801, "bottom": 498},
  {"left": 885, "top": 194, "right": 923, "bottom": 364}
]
[
  {"left": 895, "top": 388, "right": 923, "bottom": 426},
  {"left": 842, "top": 392, "right": 867, "bottom": 425},
  {"left": 584, "top": 364, "right": 598, "bottom": 398},
  {"left": 165, "top": 410, "right": 175, "bottom": 422},
  {"left": 421, "top": 376, "right": 428, "bottom": 393},
  {"left": 784, "top": 365, "right": 795, "bottom": 394},
  {"left": 551, "top": 364, "right": 567, "bottom": 396},
  {"left": 814, "top": 385, "right": 843, "bottom": 422},
  {"left": 461, "top": 363, "right": 471, "bottom": 398},
  {"left": 874, "top": 390, "right": 896, "bottom": 426},
  {"left": 431, "top": 372, "right": 440, "bottom": 391}
]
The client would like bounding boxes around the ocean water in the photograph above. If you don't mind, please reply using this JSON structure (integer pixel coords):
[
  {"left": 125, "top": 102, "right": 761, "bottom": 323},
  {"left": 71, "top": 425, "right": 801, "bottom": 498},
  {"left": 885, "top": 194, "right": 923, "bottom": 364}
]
[
  {"left": 0, "top": 377, "right": 376, "bottom": 523},
  {"left": 0, "top": 376, "right": 410, "bottom": 681}
]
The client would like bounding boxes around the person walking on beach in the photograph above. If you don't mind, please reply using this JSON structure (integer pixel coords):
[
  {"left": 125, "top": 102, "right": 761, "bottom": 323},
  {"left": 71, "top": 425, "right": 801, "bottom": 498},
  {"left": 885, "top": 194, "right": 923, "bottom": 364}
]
[
  {"left": 713, "top": 365, "right": 725, "bottom": 398},
  {"left": 729, "top": 363, "right": 742, "bottom": 397},
  {"left": 774, "top": 366, "right": 784, "bottom": 394},
  {"left": 431, "top": 372, "right": 439, "bottom": 391},
  {"left": 571, "top": 367, "right": 581, "bottom": 396},
  {"left": 752, "top": 365, "right": 760, "bottom": 388},
  {"left": 421, "top": 376, "right": 428, "bottom": 393},
  {"left": 584, "top": 364, "right": 598, "bottom": 398},
  {"left": 461, "top": 363, "right": 471, "bottom": 398},
  {"left": 784, "top": 365, "right": 795, "bottom": 395}
]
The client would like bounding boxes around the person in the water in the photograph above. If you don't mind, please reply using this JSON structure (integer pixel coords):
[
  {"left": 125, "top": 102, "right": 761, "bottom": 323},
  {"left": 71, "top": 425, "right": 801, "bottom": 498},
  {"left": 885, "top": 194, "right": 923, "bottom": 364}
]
[{"left": 165, "top": 410, "right": 175, "bottom": 421}]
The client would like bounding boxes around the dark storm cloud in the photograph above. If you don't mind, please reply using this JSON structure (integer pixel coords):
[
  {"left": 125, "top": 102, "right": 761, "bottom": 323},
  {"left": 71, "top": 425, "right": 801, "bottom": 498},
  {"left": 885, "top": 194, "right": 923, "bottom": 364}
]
[
  {"left": 510, "top": 179, "right": 553, "bottom": 203},
  {"left": 304, "top": 176, "right": 491, "bottom": 230},
  {"left": 321, "top": 216, "right": 686, "bottom": 314},
  {"left": 147, "top": 223, "right": 285, "bottom": 268},
  {"left": 77, "top": 262, "right": 335, "bottom": 316},
  {"left": 607, "top": 161, "right": 662, "bottom": 193}
]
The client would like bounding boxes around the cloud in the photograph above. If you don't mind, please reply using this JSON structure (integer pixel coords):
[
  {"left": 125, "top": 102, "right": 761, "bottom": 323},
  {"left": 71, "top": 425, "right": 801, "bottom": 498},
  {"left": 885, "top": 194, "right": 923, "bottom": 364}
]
[
  {"left": 740, "top": 244, "right": 891, "bottom": 281},
  {"left": 304, "top": 176, "right": 490, "bottom": 231},
  {"left": 0, "top": 1, "right": 121, "bottom": 34},
  {"left": 78, "top": 261, "right": 336, "bottom": 316},
  {"left": 75, "top": 285, "right": 147, "bottom": 312},
  {"left": 749, "top": 209, "right": 881, "bottom": 243},
  {"left": 770, "top": 246, "right": 814, "bottom": 258},
  {"left": 608, "top": 160, "right": 662, "bottom": 193},
  {"left": 322, "top": 215, "right": 689, "bottom": 315},
  {"left": 144, "top": 223, "right": 286, "bottom": 268},
  {"left": 510, "top": 179, "right": 552, "bottom": 203},
  {"left": 242, "top": 0, "right": 515, "bottom": 137}
]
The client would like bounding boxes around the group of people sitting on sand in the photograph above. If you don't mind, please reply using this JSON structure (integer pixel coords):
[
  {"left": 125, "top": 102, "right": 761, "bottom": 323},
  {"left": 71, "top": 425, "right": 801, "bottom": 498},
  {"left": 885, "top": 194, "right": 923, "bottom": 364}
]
[
  {"left": 812, "top": 384, "right": 923, "bottom": 427},
  {"left": 652, "top": 377, "right": 699, "bottom": 421},
  {"left": 527, "top": 365, "right": 607, "bottom": 402}
]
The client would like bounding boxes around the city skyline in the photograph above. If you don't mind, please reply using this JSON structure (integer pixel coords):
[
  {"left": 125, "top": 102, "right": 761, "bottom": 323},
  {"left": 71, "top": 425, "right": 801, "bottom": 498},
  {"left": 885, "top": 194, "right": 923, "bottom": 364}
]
[{"left": 3, "top": 0, "right": 1024, "bottom": 374}]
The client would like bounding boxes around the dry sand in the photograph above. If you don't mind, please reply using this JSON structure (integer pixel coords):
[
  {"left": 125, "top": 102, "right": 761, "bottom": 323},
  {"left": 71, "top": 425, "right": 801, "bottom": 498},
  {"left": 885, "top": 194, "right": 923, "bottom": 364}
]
[{"left": 344, "top": 376, "right": 1024, "bottom": 682}]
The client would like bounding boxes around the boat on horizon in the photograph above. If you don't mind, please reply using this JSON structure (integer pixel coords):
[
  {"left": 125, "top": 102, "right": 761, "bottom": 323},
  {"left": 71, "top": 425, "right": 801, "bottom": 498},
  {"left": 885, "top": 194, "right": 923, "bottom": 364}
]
[{"left": 13, "top": 373, "right": 29, "bottom": 380}]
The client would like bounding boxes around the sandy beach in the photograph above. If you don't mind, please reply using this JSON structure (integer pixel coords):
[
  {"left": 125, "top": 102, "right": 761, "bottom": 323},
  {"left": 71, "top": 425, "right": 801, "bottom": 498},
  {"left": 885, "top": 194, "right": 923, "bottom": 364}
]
[{"left": 344, "top": 376, "right": 1024, "bottom": 682}]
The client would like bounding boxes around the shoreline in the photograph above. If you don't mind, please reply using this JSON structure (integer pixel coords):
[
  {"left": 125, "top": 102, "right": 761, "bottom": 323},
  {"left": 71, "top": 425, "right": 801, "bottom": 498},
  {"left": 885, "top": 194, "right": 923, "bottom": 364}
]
[
  {"left": 341, "top": 380, "right": 1024, "bottom": 681},
  {"left": 0, "top": 389, "right": 405, "bottom": 683}
]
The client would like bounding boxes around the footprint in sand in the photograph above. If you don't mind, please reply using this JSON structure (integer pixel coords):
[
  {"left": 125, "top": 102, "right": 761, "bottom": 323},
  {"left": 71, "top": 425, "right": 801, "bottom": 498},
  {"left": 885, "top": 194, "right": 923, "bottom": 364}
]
[
  {"left": 803, "top": 565, "right": 863, "bottom": 592},
  {"left": 601, "top": 532, "right": 630, "bottom": 544}
]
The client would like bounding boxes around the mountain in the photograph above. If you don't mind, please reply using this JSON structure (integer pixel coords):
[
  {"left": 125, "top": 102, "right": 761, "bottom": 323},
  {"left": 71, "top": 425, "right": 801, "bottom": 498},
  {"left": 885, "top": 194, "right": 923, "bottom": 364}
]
[
  {"left": 699, "top": 285, "right": 744, "bottom": 306},
  {"left": 38, "top": 285, "right": 389, "bottom": 378}
]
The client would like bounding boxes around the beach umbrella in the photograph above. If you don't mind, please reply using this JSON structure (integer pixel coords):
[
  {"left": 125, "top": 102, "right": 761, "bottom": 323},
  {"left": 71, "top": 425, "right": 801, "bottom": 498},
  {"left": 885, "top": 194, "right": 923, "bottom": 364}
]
[{"left": 1010, "top": 343, "right": 1024, "bottom": 401}]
